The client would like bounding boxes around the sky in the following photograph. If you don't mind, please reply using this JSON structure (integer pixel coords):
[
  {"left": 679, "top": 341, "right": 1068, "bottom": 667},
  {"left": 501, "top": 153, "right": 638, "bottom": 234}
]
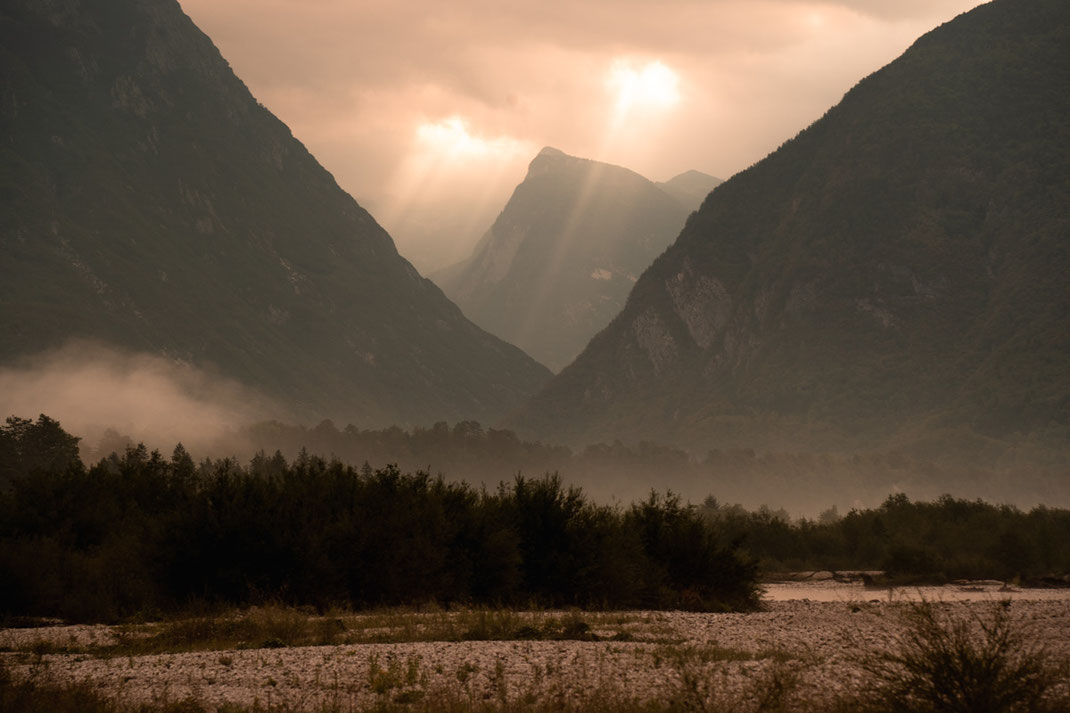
[{"left": 178, "top": 0, "right": 984, "bottom": 272}]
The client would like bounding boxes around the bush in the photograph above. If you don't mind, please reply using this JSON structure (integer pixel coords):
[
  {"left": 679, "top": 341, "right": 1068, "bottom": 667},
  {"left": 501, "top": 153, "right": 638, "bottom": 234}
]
[{"left": 859, "top": 600, "right": 1066, "bottom": 713}]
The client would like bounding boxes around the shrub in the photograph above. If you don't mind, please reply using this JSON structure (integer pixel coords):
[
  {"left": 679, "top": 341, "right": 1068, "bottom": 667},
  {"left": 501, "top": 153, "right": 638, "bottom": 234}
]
[{"left": 859, "top": 600, "right": 1066, "bottom": 713}]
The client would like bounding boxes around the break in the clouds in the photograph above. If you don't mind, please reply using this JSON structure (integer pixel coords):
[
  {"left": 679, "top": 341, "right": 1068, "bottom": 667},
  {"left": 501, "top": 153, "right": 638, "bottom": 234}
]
[{"left": 178, "top": 0, "right": 983, "bottom": 271}]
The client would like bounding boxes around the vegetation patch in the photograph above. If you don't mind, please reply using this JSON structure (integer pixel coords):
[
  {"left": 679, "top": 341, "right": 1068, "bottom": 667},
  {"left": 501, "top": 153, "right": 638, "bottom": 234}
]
[
  {"left": 3, "top": 599, "right": 1069, "bottom": 713},
  {"left": 0, "top": 416, "right": 759, "bottom": 623},
  {"left": 853, "top": 600, "right": 1068, "bottom": 713},
  {"left": 6, "top": 607, "right": 665, "bottom": 658}
]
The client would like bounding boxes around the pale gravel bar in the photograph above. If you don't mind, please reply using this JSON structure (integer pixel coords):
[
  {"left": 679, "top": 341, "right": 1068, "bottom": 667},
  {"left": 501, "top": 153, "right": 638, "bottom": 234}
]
[{"left": 4, "top": 587, "right": 1070, "bottom": 711}]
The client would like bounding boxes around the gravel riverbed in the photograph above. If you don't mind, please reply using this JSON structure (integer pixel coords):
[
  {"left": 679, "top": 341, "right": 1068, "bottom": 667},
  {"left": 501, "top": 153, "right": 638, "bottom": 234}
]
[{"left": 4, "top": 585, "right": 1069, "bottom": 711}]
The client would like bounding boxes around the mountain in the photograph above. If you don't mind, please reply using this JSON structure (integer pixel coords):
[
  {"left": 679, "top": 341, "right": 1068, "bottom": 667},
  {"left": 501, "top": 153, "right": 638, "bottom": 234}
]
[
  {"left": 512, "top": 0, "right": 1070, "bottom": 453},
  {"left": 656, "top": 170, "right": 722, "bottom": 209},
  {"left": 432, "top": 148, "right": 716, "bottom": 371},
  {"left": 0, "top": 0, "right": 550, "bottom": 427}
]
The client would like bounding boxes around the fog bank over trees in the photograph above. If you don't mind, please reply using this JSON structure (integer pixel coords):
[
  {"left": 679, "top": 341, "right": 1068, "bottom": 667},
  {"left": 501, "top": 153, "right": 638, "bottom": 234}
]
[
  {"left": 21, "top": 404, "right": 1063, "bottom": 518},
  {"left": 3, "top": 414, "right": 1068, "bottom": 626},
  {"left": 0, "top": 342, "right": 280, "bottom": 459},
  {"left": 1, "top": 343, "right": 1063, "bottom": 517}
]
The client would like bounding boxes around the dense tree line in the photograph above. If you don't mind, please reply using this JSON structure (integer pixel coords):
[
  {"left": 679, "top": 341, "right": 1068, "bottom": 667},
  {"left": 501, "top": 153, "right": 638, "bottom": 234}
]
[
  {"left": 702, "top": 494, "right": 1070, "bottom": 582},
  {"left": 3, "top": 415, "right": 1067, "bottom": 624},
  {"left": 0, "top": 416, "right": 757, "bottom": 622},
  {"left": 199, "top": 419, "right": 1066, "bottom": 517}
]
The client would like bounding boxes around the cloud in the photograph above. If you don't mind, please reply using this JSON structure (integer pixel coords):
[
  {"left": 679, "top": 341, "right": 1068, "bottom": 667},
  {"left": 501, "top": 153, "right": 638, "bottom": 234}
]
[
  {"left": 0, "top": 341, "right": 283, "bottom": 460},
  {"left": 177, "top": 0, "right": 983, "bottom": 271}
]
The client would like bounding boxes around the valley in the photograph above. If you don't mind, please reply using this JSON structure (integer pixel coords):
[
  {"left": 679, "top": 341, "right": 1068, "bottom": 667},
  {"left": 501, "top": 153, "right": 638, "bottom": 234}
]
[{"left": 2, "top": 1, "right": 1069, "bottom": 711}]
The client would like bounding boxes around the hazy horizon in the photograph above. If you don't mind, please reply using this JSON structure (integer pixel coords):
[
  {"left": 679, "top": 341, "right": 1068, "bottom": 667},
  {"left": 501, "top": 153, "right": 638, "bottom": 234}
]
[{"left": 178, "top": 0, "right": 983, "bottom": 271}]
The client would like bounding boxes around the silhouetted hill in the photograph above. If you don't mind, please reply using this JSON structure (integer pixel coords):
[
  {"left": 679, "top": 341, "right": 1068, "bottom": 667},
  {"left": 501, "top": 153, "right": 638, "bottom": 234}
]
[
  {"left": 513, "top": 0, "right": 1070, "bottom": 454},
  {"left": 0, "top": 0, "right": 550, "bottom": 426},
  {"left": 656, "top": 170, "right": 722, "bottom": 208},
  {"left": 432, "top": 148, "right": 709, "bottom": 371}
]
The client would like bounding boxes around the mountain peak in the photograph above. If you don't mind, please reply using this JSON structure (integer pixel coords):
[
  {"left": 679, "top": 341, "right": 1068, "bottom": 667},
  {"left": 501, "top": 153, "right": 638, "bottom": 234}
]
[
  {"left": 657, "top": 170, "right": 723, "bottom": 208},
  {"left": 526, "top": 146, "right": 591, "bottom": 178},
  {"left": 663, "top": 169, "right": 717, "bottom": 184},
  {"left": 0, "top": 0, "right": 551, "bottom": 426},
  {"left": 512, "top": 0, "right": 1070, "bottom": 450},
  {"left": 434, "top": 149, "right": 694, "bottom": 371}
]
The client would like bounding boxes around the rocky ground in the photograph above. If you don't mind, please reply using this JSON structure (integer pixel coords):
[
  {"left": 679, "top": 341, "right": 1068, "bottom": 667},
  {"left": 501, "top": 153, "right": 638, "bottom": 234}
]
[{"left": 3, "top": 584, "right": 1069, "bottom": 711}]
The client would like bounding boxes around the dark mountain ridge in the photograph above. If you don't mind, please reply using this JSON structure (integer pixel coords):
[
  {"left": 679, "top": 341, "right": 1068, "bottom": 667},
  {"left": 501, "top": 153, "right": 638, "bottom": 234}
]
[
  {"left": 513, "top": 0, "right": 1070, "bottom": 453},
  {"left": 433, "top": 147, "right": 719, "bottom": 371},
  {"left": 0, "top": 0, "right": 550, "bottom": 426}
]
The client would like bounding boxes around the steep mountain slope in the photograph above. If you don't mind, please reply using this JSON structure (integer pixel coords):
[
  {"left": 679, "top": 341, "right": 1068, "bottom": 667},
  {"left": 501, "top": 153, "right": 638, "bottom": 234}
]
[
  {"left": 0, "top": 0, "right": 550, "bottom": 426},
  {"left": 513, "top": 0, "right": 1070, "bottom": 451},
  {"left": 433, "top": 148, "right": 712, "bottom": 371}
]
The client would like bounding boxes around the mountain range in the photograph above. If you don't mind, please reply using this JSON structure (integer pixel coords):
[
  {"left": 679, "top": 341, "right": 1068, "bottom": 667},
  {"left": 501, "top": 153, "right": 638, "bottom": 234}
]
[
  {"left": 433, "top": 147, "right": 720, "bottom": 371},
  {"left": 0, "top": 0, "right": 550, "bottom": 427},
  {"left": 512, "top": 0, "right": 1070, "bottom": 453}
]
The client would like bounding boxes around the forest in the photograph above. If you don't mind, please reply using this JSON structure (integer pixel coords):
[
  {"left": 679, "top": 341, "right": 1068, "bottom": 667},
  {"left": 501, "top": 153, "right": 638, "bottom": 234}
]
[
  {"left": 699, "top": 494, "right": 1070, "bottom": 583},
  {"left": 80, "top": 416, "right": 1070, "bottom": 517},
  {"left": 0, "top": 416, "right": 756, "bottom": 622},
  {"left": 2, "top": 415, "right": 1068, "bottom": 624}
]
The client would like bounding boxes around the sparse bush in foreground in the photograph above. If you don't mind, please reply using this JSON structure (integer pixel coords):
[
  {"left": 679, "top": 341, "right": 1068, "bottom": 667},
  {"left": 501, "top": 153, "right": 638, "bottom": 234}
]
[{"left": 857, "top": 600, "right": 1067, "bottom": 713}]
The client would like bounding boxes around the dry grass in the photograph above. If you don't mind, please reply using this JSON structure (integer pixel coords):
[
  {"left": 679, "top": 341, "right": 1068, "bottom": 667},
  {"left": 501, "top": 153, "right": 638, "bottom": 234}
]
[
  {"left": 4, "top": 607, "right": 671, "bottom": 659},
  {"left": 0, "top": 653, "right": 814, "bottom": 713},
  {"left": 4, "top": 601, "right": 1069, "bottom": 713}
]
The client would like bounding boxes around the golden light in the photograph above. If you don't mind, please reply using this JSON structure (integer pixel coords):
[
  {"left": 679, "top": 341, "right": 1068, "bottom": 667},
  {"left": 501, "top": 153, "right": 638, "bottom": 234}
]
[
  {"left": 378, "top": 115, "right": 534, "bottom": 267},
  {"left": 415, "top": 116, "right": 523, "bottom": 159},
  {"left": 607, "top": 59, "right": 681, "bottom": 117}
]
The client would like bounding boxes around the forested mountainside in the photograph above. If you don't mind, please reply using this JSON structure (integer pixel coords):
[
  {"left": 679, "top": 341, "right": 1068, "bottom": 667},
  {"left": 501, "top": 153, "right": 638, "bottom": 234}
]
[
  {"left": 0, "top": 0, "right": 550, "bottom": 427},
  {"left": 513, "top": 0, "right": 1070, "bottom": 454}
]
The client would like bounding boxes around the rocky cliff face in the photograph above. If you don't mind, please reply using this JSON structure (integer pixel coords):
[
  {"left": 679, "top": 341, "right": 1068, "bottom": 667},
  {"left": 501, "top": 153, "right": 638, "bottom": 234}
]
[
  {"left": 512, "top": 0, "right": 1070, "bottom": 452},
  {"left": 0, "top": 0, "right": 550, "bottom": 426},
  {"left": 433, "top": 148, "right": 717, "bottom": 371}
]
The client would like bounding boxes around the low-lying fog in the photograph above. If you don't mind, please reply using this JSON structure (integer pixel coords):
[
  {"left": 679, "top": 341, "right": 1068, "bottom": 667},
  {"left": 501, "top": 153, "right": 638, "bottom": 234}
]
[
  {"left": 2, "top": 341, "right": 1066, "bottom": 518},
  {"left": 0, "top": 341, "right": 280, "bottom": 461}
]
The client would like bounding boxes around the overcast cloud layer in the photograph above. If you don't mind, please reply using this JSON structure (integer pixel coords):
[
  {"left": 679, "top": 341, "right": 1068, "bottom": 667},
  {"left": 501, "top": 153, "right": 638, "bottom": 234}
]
[{"left": 178, "top": 0, "right": 983, "bottom": 271}]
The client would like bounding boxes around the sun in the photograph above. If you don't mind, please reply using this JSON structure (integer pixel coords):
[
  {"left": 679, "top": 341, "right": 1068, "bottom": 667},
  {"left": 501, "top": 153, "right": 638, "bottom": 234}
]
[{"left": 607, "top": 59, "right": 681, "bottom": 117}]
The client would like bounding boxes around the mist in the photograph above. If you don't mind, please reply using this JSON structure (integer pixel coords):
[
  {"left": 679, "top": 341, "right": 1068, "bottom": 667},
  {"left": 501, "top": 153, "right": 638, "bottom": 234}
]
[
  {"left": 0, "top": 341, "right": 284, "bottom": 462},
  {"left": 3, "top": 341, "right": 1064, "bottom": 519},
  {"left": 2, "top": 339, "right": 1065, "bottom": 521}
]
